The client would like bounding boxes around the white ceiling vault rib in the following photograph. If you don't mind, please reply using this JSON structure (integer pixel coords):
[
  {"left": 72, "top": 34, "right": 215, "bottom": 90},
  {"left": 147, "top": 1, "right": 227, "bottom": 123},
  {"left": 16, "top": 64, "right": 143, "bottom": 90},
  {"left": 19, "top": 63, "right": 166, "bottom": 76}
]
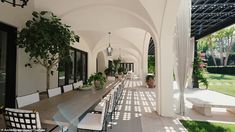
[
  {"left": 92, "top": 33, "right": 143, "bottom": 59},
  {"left": 34, "top": 0, "right": 160, "bottom": 64}
]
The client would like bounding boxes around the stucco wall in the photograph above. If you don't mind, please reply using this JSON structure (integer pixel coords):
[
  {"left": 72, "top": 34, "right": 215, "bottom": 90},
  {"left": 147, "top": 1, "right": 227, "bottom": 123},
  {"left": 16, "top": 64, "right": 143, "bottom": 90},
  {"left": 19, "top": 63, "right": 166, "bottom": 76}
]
[{"left": 0, "top": 1, "right": 37, "bottom": 96}]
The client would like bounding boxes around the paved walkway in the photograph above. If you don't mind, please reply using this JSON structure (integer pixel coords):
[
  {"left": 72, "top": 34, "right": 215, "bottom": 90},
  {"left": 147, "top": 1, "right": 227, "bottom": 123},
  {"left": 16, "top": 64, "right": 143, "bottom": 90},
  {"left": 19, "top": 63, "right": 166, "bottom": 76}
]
[
  {"left": 109, "top": 79, "right": 187, "bottom": 132},
  {"left": 81, "top": 79, "right": 235, "bottom": 132},
  {"left": 177, "top": 88, "right": 235, "bottom": 124}
]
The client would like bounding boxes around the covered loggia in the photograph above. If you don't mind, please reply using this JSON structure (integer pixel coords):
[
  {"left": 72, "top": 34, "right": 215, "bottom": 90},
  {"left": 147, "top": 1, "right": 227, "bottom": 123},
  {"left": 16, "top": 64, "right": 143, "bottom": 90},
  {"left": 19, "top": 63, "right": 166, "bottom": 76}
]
[
  {"left": 0, "top": 1, "right": 185, "bottom": 128},
  {"left": 0, "top": 0, "right": 196, "bottom": 131},
  {"left": 30, "top": 0, "right": 182, "bottom": 117},
  {"left": 2, "top": 0, "right": 234, "bottom": 131}
]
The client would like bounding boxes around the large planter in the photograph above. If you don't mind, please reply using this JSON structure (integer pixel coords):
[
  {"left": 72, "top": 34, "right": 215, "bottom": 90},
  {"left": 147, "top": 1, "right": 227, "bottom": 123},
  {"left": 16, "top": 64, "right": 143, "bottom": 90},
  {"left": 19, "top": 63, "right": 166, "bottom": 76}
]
[
  {"left": 146, "top": 79, "right": 155, "bottom": 88},
  {"left": 146, "top": 75, "right": 155, "bottom": 88},
  {"left": 94, "top": 80, "right": 103, "bottom": 90}
]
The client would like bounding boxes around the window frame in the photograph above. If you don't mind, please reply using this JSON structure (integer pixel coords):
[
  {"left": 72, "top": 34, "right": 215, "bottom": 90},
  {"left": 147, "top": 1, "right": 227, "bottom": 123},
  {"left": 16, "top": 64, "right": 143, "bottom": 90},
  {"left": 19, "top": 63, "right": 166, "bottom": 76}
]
[{"left": 58, "top": 47, "right": 88, "bottom": 86}]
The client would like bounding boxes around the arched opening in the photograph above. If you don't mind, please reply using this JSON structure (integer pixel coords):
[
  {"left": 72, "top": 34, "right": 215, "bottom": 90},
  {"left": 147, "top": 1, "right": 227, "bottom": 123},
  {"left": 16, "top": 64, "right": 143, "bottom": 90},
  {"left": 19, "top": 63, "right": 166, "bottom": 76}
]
[
  {"left": 96, "top": 51, "right": 106, "bottom": 74},
  {"left": 148, "top": 37, "right": 155, "bottom": 74}
]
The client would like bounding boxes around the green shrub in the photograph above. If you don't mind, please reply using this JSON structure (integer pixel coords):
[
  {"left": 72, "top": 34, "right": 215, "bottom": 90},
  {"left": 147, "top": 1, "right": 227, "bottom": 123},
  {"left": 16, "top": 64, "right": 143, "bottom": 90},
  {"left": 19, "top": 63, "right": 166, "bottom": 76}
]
[
  {"left": 193, "top": 53, "right": 208, "bottom": 88},
  {"left": 148, "top": 55, "right": 155, "bottom": 73}
]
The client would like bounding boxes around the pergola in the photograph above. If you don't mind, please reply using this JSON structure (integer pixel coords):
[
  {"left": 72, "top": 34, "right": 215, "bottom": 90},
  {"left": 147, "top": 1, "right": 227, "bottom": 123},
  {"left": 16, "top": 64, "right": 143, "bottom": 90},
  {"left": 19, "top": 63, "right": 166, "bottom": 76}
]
[
  {"left": 191, "top": 0, "right": 235, "bottom": 40},
  {"left": 148, "top": 38, "right": 155, "bottom": 55},
  {"left": 190, "top": 0, "right": 235, "bottom": 87},
  {"left": 148, "top": 0, "right": 235, "bottom": 56}
]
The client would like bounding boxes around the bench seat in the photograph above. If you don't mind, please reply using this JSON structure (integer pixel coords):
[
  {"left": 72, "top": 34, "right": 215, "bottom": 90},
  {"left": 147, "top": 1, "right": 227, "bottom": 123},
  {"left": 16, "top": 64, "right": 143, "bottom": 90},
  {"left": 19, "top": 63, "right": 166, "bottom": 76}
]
[{"left": 186, "top": 97, "right": 235, "bottom": 116}]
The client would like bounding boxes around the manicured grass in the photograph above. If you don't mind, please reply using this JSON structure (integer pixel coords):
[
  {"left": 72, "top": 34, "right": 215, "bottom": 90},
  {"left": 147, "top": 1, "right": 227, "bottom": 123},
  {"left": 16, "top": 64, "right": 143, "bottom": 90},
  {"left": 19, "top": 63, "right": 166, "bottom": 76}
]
[
  {"left": 180, "top": 120, "right": 235, "bottom": 132},
  {"left": 208, "top": 85, "right": 235, "bottom": 97},
  {"left": 199, "top": 73, "right": 235, "bottom": 97},
  {"left": 206, "top": 73, "right": 235, "bottom": 83}
]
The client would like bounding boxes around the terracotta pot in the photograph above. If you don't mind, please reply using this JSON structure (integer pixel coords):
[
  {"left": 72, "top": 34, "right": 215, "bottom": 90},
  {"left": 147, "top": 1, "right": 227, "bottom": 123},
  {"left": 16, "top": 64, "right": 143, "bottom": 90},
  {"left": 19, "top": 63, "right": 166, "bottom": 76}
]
[{"left": 146, "top": 79, "right": 155, "bottom": 88}]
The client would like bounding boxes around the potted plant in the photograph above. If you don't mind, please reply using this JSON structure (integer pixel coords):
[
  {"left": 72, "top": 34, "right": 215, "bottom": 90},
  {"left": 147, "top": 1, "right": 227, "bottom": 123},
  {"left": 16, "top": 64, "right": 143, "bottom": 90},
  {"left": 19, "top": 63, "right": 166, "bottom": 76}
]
[
  {"left": 146, "top": 75, "right": 155, "bottom": 88},
  {"left": 104, "top": 67, "right": 115, "bottom": 76},
  {"left": 17, "top": 11, "right": 79, "bottom": 90},
  {"left": 88, "top": 72, "right": 106, "bottom": 90},
  {"left": 118, "top": 67, "right": 124, "bottom": 75},
  {"left": 117, "top": 67, "right": 124, "bottom": 80}
]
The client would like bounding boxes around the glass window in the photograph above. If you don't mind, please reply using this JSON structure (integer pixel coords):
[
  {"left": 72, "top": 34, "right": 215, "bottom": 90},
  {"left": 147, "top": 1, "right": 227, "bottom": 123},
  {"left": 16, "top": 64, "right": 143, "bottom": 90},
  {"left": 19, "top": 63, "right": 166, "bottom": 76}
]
[
  {"left": 76, "top": 51, "right": 82, "bottom": 82},
  {"left": 58, "top": 48, "right": 88, "bottom": 86},
  {"left": 68, "top": 50, "right": 75, "bottom": 84},
  {"left": 0, "top": 31, "right": 7, "bottom": 106},
  {"left": 58, "top": 60, "right": 66, "bottom": 86},
  {"left": 82, "top": 53, "right": 87, "bottom": 83}
]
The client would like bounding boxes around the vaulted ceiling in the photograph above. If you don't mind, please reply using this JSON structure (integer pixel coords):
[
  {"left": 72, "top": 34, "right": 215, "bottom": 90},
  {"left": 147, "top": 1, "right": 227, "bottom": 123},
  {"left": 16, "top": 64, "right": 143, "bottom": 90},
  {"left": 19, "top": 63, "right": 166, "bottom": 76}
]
[{"left": 34, "top": 0, "right": 158, "bottom": 62}]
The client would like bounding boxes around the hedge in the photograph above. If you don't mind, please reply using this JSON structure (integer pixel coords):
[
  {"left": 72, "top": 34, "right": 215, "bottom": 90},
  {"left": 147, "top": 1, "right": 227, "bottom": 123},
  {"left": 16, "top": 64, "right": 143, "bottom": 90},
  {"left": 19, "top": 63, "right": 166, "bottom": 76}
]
[{"left": 207, "top": 66, "right": 235, "bottom": 75}]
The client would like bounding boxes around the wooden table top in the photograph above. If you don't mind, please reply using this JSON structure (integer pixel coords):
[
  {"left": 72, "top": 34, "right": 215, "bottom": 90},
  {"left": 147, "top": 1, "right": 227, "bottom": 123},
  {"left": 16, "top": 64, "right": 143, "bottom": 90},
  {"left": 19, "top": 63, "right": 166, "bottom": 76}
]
[{"left": 22, "top": 81, "right": 119, "bottom": 126}]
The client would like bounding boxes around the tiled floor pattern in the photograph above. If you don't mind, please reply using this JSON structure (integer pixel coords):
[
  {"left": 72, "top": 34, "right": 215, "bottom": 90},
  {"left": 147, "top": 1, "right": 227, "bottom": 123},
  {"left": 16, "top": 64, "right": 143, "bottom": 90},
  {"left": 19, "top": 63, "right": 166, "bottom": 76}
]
[
  {"left": 108, "top": 79, "right": 186, "bottom": 132},
  {"left": 124, "top": 79, "right": 143, "bottom": 89},
  {"left": 108, "top": 86, "right": 156, "bottom": 132}
]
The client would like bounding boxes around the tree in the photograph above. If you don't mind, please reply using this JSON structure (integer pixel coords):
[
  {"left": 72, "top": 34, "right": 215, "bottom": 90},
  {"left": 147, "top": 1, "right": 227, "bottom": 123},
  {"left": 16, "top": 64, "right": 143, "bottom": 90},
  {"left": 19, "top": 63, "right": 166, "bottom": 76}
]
[
  {"left": 214, "top": 30, "right": 225, "bottom": 66},
  {"left": 213, "top": 25, "right": 235, "bottom": 66},
  {"left": 223, "top": 26, "right": 235, "bottom": 66},
  {"left": 199, "top": 35, "right": 217, "bottom": 66},
  {"left": 198, "top": 39, "right": 208, "bottom": 52},
  {"left": 17, "top": 11, "right": 78, "bottom": 90},
  {"left": 232, "top": 41, "right": 235, "bottom": 53}
]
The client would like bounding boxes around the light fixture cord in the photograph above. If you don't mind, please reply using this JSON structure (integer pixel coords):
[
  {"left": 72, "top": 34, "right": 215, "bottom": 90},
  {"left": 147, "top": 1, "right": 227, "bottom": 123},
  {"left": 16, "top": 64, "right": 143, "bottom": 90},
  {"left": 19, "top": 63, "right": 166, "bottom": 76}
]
[{"left": 108, "top": 32, "right": 111, "bottom": 46}]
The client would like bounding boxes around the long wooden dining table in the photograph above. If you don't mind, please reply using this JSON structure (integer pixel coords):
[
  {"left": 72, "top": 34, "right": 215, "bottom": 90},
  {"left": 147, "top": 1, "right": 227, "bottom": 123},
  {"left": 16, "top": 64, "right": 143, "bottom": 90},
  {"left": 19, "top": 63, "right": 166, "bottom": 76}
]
[{"left": 22, "top": 80, "right": 120, "bottom": 128}]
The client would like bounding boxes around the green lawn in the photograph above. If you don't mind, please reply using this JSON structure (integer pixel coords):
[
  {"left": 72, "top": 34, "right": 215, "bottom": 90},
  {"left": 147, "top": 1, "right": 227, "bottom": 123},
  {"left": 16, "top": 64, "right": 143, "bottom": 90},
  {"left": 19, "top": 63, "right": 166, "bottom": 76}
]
[
  {"left": 180, "top": 120, "right": 235, "bottom": 132},
  {"left": 199, "top": 73, "right": 235, "bottom": 97}
]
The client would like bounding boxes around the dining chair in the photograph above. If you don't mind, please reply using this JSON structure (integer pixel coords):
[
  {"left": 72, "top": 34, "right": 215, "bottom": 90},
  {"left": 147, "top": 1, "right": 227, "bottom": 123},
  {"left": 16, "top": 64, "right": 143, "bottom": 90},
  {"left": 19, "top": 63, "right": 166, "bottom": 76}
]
[
  {"left": 94, "top": 83, "right": 117, "bottom": 112},
  {"left": 48, "top": 87, "right": 62, "bottom": 97},
  {"left": 77, "top": 97, "right": 110, "bottom": 132},
  {"left": 63, "top": 84, "right": 73, "bottom": 93},
  {"left": 3, "top": 108, "right": 42, "bottom": 130},
  {"left": 16, "top": 92, "right": 40, "bottom": 108},
  {"left": 73, "top": 80, "right": 83, "bottom": 90},
  {"left": 94, "top": 91, "right": 117, "bottom": 128},
  {"left": 3, "top": 108, "right": 66, "bottom": 132}
]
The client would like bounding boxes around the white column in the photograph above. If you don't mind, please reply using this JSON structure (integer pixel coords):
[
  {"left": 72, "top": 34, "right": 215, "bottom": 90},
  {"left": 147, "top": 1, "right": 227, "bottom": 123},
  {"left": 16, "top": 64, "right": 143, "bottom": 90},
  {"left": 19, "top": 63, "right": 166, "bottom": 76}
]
[
  {"left": 142, "top": 32, "right": 151, "bottom": 86},
  {"left": 156, "top": 37, "right": 174, "bottom": 117},
  {"left": 155, "top": 0, "right": 181, "bottom": 117}
]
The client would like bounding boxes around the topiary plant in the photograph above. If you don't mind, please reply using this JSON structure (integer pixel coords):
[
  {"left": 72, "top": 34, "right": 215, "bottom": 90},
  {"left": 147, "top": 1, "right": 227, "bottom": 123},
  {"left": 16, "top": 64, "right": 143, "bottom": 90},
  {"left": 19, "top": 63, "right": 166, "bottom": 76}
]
[{"left": 17, "top": 11, "right": 79, "bottom": 90}]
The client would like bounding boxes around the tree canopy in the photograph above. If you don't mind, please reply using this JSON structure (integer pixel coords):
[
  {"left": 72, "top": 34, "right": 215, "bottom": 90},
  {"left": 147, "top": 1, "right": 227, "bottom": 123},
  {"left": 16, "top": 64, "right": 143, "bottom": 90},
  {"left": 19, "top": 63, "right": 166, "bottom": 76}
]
[{"left": 17, "top": 11, "right": 79, "bottom": 89}]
